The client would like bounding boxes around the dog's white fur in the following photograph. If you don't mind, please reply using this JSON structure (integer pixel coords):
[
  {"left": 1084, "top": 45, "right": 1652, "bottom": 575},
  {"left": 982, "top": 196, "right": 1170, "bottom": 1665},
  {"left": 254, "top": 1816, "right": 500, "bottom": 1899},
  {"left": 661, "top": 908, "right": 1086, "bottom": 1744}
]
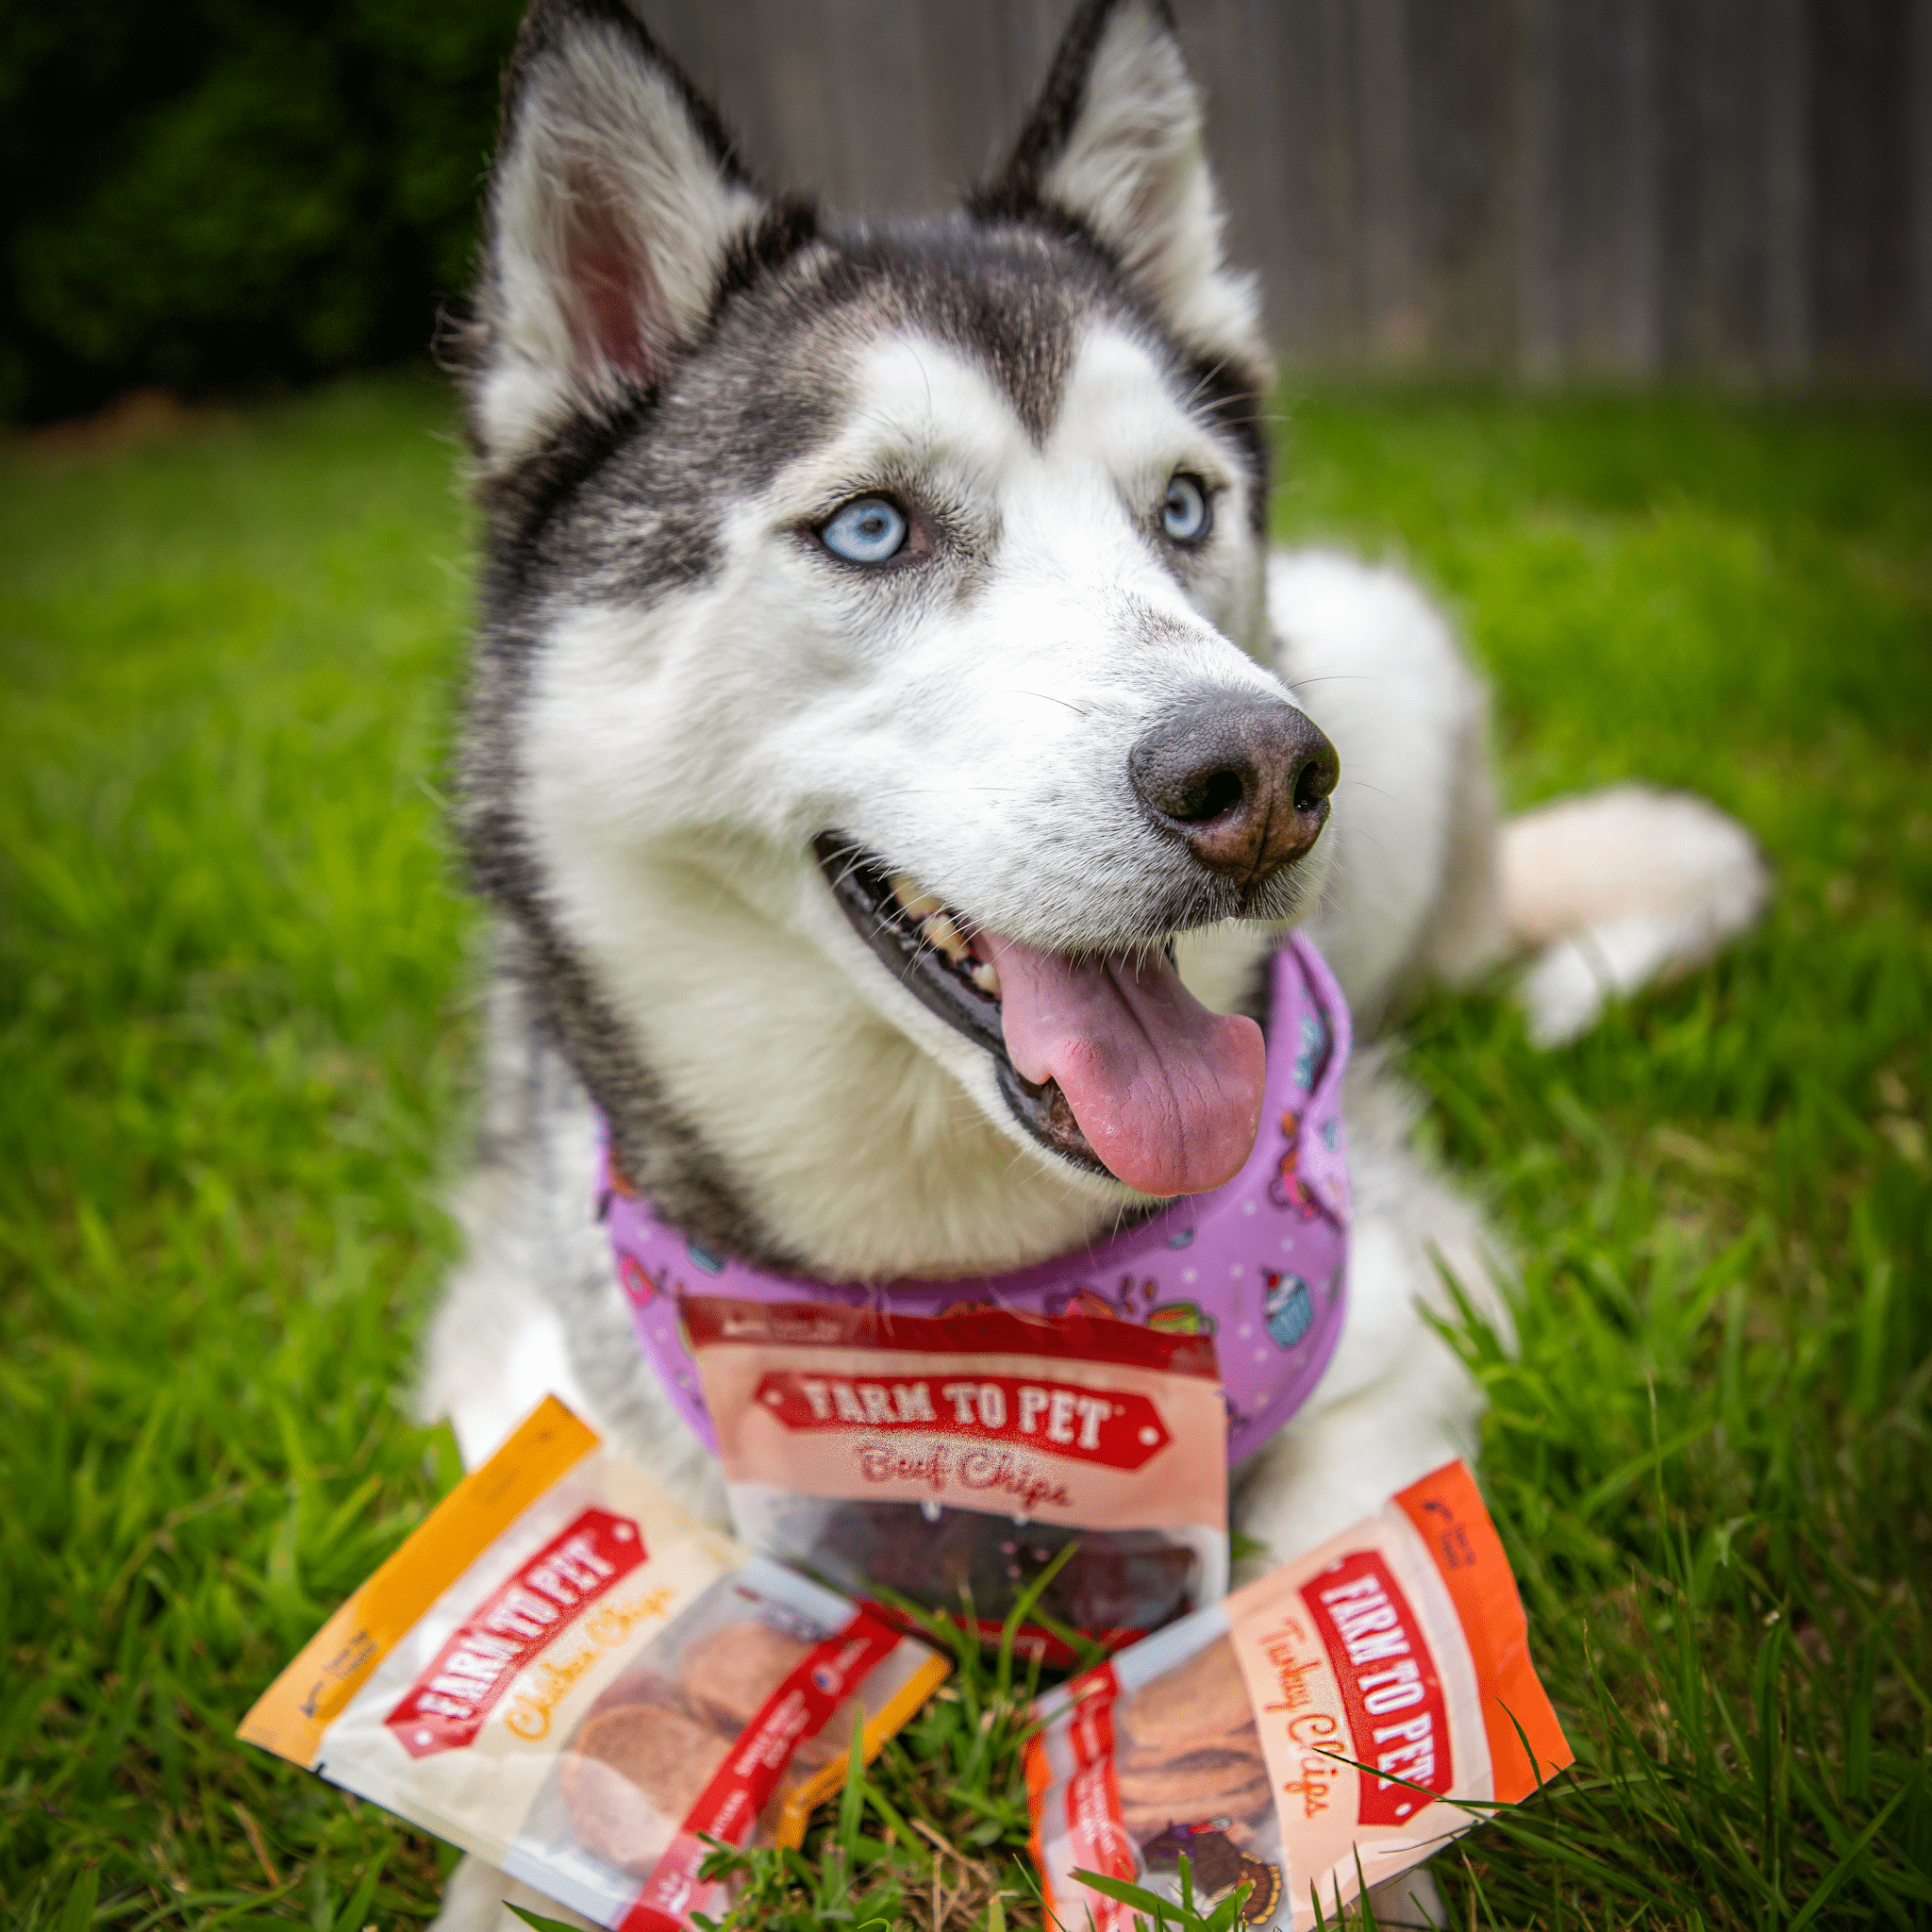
[{"left": 421, "top": 6, "right": 1768, "bottom": 1925}]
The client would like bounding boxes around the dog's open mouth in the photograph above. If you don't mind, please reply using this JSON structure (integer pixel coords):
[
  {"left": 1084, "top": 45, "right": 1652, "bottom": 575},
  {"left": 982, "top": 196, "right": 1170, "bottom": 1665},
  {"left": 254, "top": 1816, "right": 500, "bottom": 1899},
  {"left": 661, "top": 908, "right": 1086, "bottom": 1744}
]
[{"left": 814, "top": 834, "right": 1266, "bottom": 1197}]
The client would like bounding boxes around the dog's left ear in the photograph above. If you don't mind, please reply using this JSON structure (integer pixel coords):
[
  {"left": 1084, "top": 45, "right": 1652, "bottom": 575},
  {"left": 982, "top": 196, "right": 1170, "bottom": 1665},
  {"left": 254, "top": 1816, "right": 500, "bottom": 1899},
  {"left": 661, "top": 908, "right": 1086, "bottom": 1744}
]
[
  {"left": 467, "top": 0, "right": 777, "bottom": 468},
  {"left": 973, "top": 0, "right": 1264, "bottom": 375}
]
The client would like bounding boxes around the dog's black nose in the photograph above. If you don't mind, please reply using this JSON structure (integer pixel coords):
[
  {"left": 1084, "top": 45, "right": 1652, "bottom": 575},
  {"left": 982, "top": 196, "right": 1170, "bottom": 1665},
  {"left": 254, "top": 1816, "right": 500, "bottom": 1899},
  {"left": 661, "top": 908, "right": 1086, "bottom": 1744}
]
[{"left": 1129, "top": 697, "right": 1339, "bottom": 883}]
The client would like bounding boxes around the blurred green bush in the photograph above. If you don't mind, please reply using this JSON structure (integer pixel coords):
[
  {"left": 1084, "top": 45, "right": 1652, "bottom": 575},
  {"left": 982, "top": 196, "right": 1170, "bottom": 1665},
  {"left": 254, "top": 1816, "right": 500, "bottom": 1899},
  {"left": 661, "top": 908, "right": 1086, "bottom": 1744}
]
[{"left": 1, "top": 0, "right": 523, "bottom": 423}]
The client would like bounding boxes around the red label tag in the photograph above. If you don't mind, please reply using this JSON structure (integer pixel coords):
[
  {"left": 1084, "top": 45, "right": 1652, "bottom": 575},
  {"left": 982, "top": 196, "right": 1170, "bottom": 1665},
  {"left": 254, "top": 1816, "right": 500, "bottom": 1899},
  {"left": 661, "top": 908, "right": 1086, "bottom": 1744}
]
[
  {"left": 619, "top": 1609, "right": 902, "bottom": 1932},
  {"left": 1065, "top": 1668, "right": 1121, "bottom": 1774},
  {"left": 384, "top": 1508, "right": 645, "bottom": 1758},
  {"left": 748, "top": 1369, "right": 1171, "bottom": 1470},
  {"left": 1058, "top": 1671, "right": 1138, "bottom": 1932},
  {"left": 680, "top": 1294, "right": 1221, "bottom": 1380},
  {"left": 1300, "top": 1550, "right": 1453, "bottom": 1824}
]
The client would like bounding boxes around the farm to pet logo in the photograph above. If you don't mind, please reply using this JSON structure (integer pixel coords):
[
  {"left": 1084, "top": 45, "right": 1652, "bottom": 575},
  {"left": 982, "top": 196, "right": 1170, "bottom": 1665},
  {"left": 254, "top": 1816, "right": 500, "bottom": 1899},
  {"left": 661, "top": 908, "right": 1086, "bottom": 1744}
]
[
  {"left": 385, "top": 1509, "right": 645, "bottom": 1757},
  {"left": 751, "top": 1371, "right": 1172, "bottom": 1470},
  {"left": 1301, "top": 1550, "right": 1452, "bottom": 1824}
]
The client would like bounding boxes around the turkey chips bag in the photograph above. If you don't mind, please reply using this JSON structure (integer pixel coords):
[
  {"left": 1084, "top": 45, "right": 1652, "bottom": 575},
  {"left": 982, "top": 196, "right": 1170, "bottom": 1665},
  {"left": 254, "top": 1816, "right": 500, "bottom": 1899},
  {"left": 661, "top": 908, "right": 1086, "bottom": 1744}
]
[
  {"left": 240, "top": 1398, "right": 947, "bottom": 1930},
  {"left": 1024, "top": 1461, "right": 1571, "bottom": 1929}
]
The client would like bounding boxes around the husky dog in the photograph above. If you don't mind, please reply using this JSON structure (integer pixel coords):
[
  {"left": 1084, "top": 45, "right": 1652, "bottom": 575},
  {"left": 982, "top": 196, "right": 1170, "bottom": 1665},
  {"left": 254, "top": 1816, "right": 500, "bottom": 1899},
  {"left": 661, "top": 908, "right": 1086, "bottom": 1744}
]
[{"left": 421, "top": 2, "right": 1765, "bottom": 1923}]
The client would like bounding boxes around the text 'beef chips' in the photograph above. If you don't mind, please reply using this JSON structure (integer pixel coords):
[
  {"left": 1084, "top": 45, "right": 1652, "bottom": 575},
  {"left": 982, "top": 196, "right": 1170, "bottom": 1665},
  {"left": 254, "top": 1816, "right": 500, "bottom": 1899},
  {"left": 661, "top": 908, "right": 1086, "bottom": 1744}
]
[
  {"left": 1024, "top": 1461, "right": 1571, "bottom": 1929},
  {"left": 240, "top": 1398, "right": 947, "bottom": 1930}
]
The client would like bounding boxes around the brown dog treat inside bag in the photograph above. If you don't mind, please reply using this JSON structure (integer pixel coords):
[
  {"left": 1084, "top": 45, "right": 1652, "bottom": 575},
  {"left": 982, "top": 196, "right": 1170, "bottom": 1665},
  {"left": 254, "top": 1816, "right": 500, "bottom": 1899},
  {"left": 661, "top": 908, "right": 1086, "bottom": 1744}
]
[
  {"left": 679, "top": 1622, "right": 813, "bottom": 1728},
  {"left": 1116, "top": 1757, "right": 1273, "bottom": 1829},
  {"left": 678, "top": 1623, "right": 851, "bottom": 1767},
  {"left": 1114, "top": 1636, "right": 1257, "bottom": 1753},
  {"left": 562, "top": 1705, "right": 729, "bottom": 1874}
]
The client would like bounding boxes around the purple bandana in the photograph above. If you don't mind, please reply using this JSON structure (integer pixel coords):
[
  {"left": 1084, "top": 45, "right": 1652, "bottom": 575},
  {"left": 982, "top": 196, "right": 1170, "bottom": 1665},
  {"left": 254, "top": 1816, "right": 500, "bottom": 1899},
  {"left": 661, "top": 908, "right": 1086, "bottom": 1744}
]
[{"left": 598, "top": 937, "right": 1352, "bottom": 1466}]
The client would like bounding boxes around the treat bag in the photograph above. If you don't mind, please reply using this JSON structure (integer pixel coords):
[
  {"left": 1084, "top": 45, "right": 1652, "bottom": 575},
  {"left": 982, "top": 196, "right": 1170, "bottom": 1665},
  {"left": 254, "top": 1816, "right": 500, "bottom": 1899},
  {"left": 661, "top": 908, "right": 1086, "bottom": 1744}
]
[
  {"left": 240, "top": 1397, "right": 947, "bottom": 1930},
  {"left": 684, "top": 1295, "right": 1229, "bottom": 1657},
  {"left": 1025, "top": 1460, "right": 1572, "bottom": 1930}
]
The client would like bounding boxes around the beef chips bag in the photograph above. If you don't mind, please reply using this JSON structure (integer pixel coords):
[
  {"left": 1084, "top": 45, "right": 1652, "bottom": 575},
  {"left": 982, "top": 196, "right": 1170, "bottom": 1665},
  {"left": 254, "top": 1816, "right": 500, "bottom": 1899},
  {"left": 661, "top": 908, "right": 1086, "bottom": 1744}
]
[
  {"left": 682, "top": 1295, "right": 1228, "bottom": 1657},
  {"left": 240, "top": 1398, "right": 947, "bottom": 1930},
  {"left": 1024, "top": 1461, "right": 1571, "bottom": 1929}
]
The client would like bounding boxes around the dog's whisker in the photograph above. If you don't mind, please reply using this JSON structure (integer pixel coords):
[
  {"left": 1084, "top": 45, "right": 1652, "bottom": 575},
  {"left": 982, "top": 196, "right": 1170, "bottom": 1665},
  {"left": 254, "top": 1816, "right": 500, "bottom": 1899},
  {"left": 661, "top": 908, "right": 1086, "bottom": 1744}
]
[{"left": 1009, "top": 689, "right": 1092, "bottom": 717}]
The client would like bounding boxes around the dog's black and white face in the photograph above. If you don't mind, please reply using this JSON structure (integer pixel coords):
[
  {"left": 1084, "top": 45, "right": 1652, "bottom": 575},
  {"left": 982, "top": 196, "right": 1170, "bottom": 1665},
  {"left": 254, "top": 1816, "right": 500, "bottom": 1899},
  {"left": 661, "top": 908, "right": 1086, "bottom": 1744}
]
[{"left": 459, "top": 0, "right": 1340, "bottom": 1273}]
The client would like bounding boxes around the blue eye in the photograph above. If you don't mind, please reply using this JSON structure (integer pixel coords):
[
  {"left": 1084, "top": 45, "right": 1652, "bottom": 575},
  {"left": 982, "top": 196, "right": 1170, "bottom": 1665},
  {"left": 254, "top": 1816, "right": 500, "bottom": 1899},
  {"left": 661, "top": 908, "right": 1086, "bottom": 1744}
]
[
  {"left": 1161, "top": 474, "right": 1211, "bottom": 543},
  {"left": 820, "top": 496, "right": 908, "bottom": 564}
]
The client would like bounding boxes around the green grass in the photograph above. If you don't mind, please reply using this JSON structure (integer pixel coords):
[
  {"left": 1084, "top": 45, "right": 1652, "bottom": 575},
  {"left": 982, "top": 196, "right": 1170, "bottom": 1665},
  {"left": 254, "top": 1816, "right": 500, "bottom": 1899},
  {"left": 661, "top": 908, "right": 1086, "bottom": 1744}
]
[{"left": 2, "top": 375, "right": 1927, "bottom": 1930}]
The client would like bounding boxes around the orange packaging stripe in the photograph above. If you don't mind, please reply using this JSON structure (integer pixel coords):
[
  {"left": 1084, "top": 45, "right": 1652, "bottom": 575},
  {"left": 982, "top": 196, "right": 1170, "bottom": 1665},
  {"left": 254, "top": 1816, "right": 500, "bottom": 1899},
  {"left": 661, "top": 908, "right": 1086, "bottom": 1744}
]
[
  {"left": 237, "top": 1397, "right": 600, "bottom": 1767},
  {"left": 1024, "top": 1734, "right": 1058, "bottom": 1921},
  {"left": 1394, "top": 1460, "right": 1573, "bottom": 1803},
  {"left": 773, "top": 1650, "right": 955, "bottom": 1847}
]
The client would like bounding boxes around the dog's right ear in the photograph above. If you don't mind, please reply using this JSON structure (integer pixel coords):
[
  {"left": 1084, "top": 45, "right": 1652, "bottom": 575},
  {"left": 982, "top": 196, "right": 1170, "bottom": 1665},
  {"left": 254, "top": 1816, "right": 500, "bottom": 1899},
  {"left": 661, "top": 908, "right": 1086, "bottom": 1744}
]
[
  {"left": 973, "top": 0, "right": 1263, "bottom": 376},
  {"left": 468, "top": 0, "right": 768, "bottom": 466}
]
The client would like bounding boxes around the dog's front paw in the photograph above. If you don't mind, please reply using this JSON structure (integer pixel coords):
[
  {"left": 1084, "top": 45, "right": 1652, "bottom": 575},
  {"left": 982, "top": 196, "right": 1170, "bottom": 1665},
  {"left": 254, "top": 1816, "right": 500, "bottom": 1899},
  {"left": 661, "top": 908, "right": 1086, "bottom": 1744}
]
[
  {"left": 430, "top": 1856, "right": 594, "bottom": 1932},
  {"left": 1504, "top": 784, "right": 1769, "bottom": 1045},
  {"left": 1363, "top": 1861, "right": 1446, "bottom": 1927}
]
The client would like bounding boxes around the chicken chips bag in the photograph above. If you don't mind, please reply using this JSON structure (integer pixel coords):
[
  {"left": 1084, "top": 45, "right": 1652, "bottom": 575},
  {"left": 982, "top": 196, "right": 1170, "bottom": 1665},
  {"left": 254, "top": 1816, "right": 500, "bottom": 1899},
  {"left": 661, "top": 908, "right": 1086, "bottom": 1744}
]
[
  {"left": 240, "top": 1398, "right": 947, "bottom": 1930},
  {"left": 1024, "top": 1461, "right": 1571, "bottom": 1929}
]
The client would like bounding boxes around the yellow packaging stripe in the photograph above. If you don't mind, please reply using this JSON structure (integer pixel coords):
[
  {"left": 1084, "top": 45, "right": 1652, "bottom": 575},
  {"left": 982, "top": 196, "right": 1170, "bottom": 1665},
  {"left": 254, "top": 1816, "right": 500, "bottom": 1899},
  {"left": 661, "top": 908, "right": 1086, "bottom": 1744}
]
[
  {"left": 237, "top": 1397, "right": 600, "bottom": 1767},
  {"left": 774, "top": 1651, "right": 954, "bottom": 1847}
]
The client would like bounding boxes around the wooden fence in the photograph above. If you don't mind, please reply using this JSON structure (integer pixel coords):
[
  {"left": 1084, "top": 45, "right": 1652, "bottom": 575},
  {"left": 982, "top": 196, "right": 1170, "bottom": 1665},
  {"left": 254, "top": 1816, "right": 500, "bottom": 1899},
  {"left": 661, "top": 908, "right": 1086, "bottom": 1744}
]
[{"left": 641, "top": 0, "right": 1932, "bottom": 385}]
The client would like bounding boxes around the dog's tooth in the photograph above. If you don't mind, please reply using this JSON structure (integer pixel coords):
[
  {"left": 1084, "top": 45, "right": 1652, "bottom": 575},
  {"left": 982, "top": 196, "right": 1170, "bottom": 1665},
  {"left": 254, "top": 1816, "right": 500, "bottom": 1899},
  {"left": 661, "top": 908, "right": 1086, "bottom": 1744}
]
[
  {"left": 971, "top": 960, "right": 1002, "bottom": 999},
  {"left": 891, "top": 874, "right": 942, "bottom": 922},
  {"left": 924, "top": 911, "right": 970, "bottom": 962}
]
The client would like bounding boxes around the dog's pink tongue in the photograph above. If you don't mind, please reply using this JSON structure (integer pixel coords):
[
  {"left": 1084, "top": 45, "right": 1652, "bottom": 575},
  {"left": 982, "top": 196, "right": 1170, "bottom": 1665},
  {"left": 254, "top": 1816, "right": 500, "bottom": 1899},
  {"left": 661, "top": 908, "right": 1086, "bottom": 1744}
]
[{"left": 975, "top": 932, "right": 1265, "bottom": 1197}]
